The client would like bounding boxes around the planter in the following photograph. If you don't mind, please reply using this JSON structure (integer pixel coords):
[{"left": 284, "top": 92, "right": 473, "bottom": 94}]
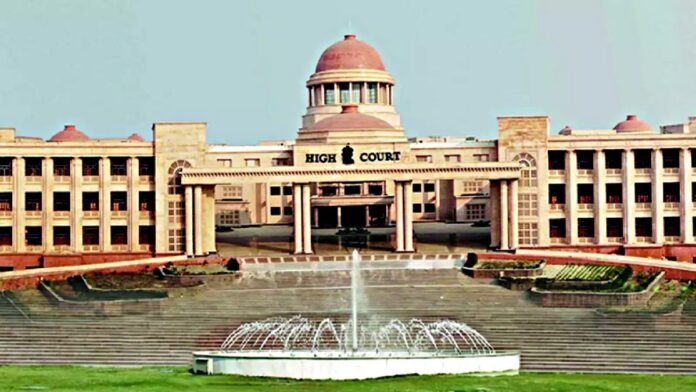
[{"left": 463, "top": 261, "right": 546, "bottom": 279}]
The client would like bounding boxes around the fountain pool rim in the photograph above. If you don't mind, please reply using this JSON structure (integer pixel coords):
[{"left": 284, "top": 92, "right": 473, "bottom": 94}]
[{"left": 193, "top": 350, "right": 520, "bottom": 359}]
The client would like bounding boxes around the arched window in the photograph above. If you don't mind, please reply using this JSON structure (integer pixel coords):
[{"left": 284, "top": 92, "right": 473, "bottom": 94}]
[
  {"left": 168, "top": 160, "right": 191, "bottom": 195},
  {"left": 513, "top": 153, "right": 537, "bottom": 188}
]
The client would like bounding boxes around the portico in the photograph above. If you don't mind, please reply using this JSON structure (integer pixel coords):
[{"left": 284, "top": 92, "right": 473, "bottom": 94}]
[{"left": 180, "top": 163, "right": 521, "bottom": 255}]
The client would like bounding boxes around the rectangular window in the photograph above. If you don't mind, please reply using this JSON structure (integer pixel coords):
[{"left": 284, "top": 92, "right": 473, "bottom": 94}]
[
  {"left": 0, "top": 193, "right": 11, "bottom": 211},
  {"left": 270, "top": 207, "right": 281, "bottom": 216},
  {"left": 111, "top": 191, "right": 128, "bottom": 211},
  {"left": 549, "top": 184, "right": 566, "bottom": 204},
  {"left": 412, "top": 183, "right": 422, "bottom": 193},
  {"left": 605, "top": 150, "right": 622, "bottom": 169},
  {"left": 368, "top": 184, "right": 383, "bottom": 195},
  {"left": 138, "top": 157, "right": 155, "bottom": 176},
  {"left": 217, "top": 159, "right": 232, "bottom": 167},
  {"left": 324, "top": 84, "right": 335, "bottom": 104},
  {"left": 344, "top": 184, "right": 362, "bottom": 196},
  {"left": 548, "top": 151, "right": 566, "bottom": 170},
  {"left": 462, "top": 181, "right": 482, "bottom": 194},
  {"left": 270, "top": 186, "right": 281, "bottom": 196},
  {"left": 26, "top": 226, "right": 42, "bottom": 246},
  {"left": 245, "top": 159, "right": 260, "bottom": 167},
  {"left": 272, "top": 158, "right": 290, "bottom": 166},
  {"left": 25, "top": 158, "right": 42, "bottom": 177},
  {"left": 83, "top": 192, "right": 99, "bottom": 211},
  {"left": 82, "top": 158, "right": 99, "bottom": 176},
  {"left": 606, "top": 184, "right": 623, "bottom": 203},
  {"left": 339, "top": 83, "right": 350, "bottom": 103},
  {"left": 283, "top": 206, "right": 293, "bottom": 216},
  {"left": 167, "top": 201, "right": 183, "bottom": 225},
  {"left": 321, "top": 186, "right": 337, "bottom": 197},
  {"left": 351, "top": 82, "right": 361, "bottom": 103},
  {"left": 607, "top": 218, "right": 623, "bottom": 238},
  {"left": 366, "top": 83, "right": 377, "bottom": 103},
  {"left": 111, "top": 226, "right": 128, "bottom": 245},
  {"left": 53, "top": 158, "right": 71, "bottom": 176},
  {"left": 550, "top": 219, "right": 566, "bottom": 238},
  {"left": 53, "top": 192, "right": 71, "bottom": 212},
  {"left": 424, "top": 203, "right": 436, "bottom": 213},
  {"left": 635, "top": 217, "right": 652, "bottom": 237},
  {"left": 423, "top": 183, "right": 436, "bottom": 193},
  {"left": 578, "top": 218, "right": 594, "bottom": 238},
  {"left": 25, "top": 192, "right": 42, "bottom": 211},
  {"left": 474, "top": 154, "right": 489, "bottom": 162},
  {"left": 83, "top": 226, "right": 100, "bottom": 246},
  {"left": 665, "top": 217, "right": 680, "bottom": 237},
  {"left": 53, "top": 226, "right": 70, "bottom": 246},
  {"left": 168, "top": 229, "right": 184, "bottom": 252},
  {"left": 519, "top": 222, "right": 538, "bottom": 246},
  {"left": 519, "top": 193, "right": 538, "bottom": 217},
  {"left": 222, "top": 185, "right": 242, "bottom": 200},
  {"left": 0, "top": 227, "right": 12, "bottom": 246},
  {"left": 217, "top": 210, "right": 241, "bottom": 226},
  {"left": 445, "top": 154, "right": 461, "bottom": 163},
  {"left": 0, "top": 158, "right": 12, "bottom": 177},
  {"left": 416, "top": 155, "right": 432, "bottom": 163},
  {"left": 282, "top": 186, "right": 293, "bottom": 196},
  {"left": 634, "top": 149, "right": 652, "bottom": 169},
  {"left": 576, "top": 151, "right": 594, "bottom": 170},
  {"left": 110, "top": 158, "right": 128, "bottom": 176},
  {"left": 139, "top": 226, "right": 155, "bottom": 245},
  {"left": 465, "top": 204, "right": 486, "bottom": 221},
  {"left": 412, "top": 203, "right": 422, "bottom": 213}
]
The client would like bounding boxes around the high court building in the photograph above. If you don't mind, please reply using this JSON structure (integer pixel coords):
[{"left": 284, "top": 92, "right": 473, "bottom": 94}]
[{"left": 2, "top": 34, "right": 696, "bottom": 269}]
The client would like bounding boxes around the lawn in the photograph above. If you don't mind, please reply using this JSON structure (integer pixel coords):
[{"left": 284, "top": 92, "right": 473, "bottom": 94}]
[{"left": 0, "top": 366, "right": 694, "bottom": 392}]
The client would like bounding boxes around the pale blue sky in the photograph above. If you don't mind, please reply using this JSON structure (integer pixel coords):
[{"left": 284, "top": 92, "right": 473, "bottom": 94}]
[{"left": 1, "top": 0, "right": 694, "bottom": 145}]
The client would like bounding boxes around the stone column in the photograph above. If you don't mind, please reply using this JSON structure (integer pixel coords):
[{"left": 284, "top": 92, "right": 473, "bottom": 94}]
[
  {"left": 509, "top": 179, "right": 519, "bottom": 249},
  {"left": 302, "top": 184, "right": 312, "bottom": 254},
  {"left": 194, "top": 185, "right": 203, "bottom": 256},
  {"left": 336, "top": 206, "right": 342, "bottom": 228},
  {"left": 404, "top": 180, "right": 414, "bottom": 252},
  {"left": 594, "top": 149, "right": 606, "bottom": 244},
  {"left": 71, "top": 158, "right": 83, "bottom": 253},
  {"left": 184, "top": 186, "right": 193, "bottom": 256},
  {"left": 652, "top": 148, "right": 664, "bottom": 243},
  {"left": 623, "top": 149, "right": 636, "bottom": 243},
  {"left": 99, "top": 157, "right": 111, "bottom": 252},
  {"left": 293, "top": 183, "right": 303, "bottom": 254},
  {"left": 313, "top": 207, "right": 319, "bottom": 228},
  {"left": 365, "top": 205, "right": 370, "bottom": 227},
  {"left": 12, "top": 158, "right": 25, "bottom": 253},
  {"left": 395, "top": 181, "right": 404, "bottom": 252},
  {"left": 500, "top": 180, "right": 509, "bottom": 250},
  {"left": 204, "top": 187, "right": 216, "bottom": 254},
  {"left": 680, "top": 148, "right": 693, "bottom": 243},
  {"left": 43, "top": 157, "right": 54, "bottom": 252},
  {"left": 565, "top": 150, "right": 577, "bottom": 245},
  {"left": 127, "top": 157, "right": 139, "bottom": 252},
  {"left": 489, "top": 180, "right": 500, "bottom": 248}
]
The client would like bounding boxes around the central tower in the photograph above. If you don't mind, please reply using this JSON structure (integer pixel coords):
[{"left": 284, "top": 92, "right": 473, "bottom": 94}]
[{"left": 301, "top": 34, "right": 401, "bottom": 130}]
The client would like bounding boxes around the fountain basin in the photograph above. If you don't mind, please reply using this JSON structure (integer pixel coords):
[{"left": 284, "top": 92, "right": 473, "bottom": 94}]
[{"left": 192, "top": 350, "right": 520, "bottom": 380}]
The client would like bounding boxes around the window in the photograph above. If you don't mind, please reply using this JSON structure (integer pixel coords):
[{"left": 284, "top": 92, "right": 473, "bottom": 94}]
[
  {"left": 465, "top": 204, "right": 486, "bottom": 221},
  {"left": 519, "top": 222, "right": 538, "bottom": 246},
  {"left": 548, "top": 151, "right": 565, "bottom": 170},
  {"left": 283, "top": 206, "right": 293, "bottom": 216},
  {"left": 635, "top": 217, "right": 652, "bottom": 237},
  {"left": 665, "top": 217, "right": 680, "bottom": 237},
  {"left": 366, "top": 83, "right": 377, "bottom": 103},
  {"left": 217, "top": 159, "right": 232, "bottom": 167},
  {"left": 217, "top": 211, "right": 241, "bottom": 226},
  {"left": 578, "top": 218, "right": 594, "bottom": 238},
  {"left": 270, "top": 186, "right": 281, "bottom": 196},
  {"left": 270, "top": 207, "right": 281, "bottom": 216},
  {"left": 139, "top": 226, "right": 155, "bottom": 245},
  {"left": 138, "top": 157, "right": 155, "bottom": 176},
  {"left": 53, "top": 192, "right": 70, "bottom": 211},
  {"left": 324, "top": 84, "right": 335, "bottom": 104},
  {"left": 167, "top": 201, "right": 184, "bottom": 225},
  {"left": 635, "top": 183, "right": 651, "bottom": 203},
  {"left": 576, "top": 151, "right": 594, "bottom": 170},
  {"left": 53, "top": 226, "right": 70, "bottom": 246},
  {"left": 168, "top": 229, "right": 184, "bottom": 252},
  {"left": 110, "top": 158, "right": 127, "bottom": 176},
  {"left": 111, "top": 192, "right": 127, "bottom": 211},
  {"left": 663, "top": 183, "right": 680, "bottom": 202},
  {"left": 605, "top": 150, "right": 622, "bottom": 169},
  {"left": 445, "top": 154, "right": 461, "bottom": 163},
  {"left": 25, "top": 192, "right": 42, "bottom": 211},
  {"left": 634, "top": 149, "right": 652, "bottom": 169},
  {"left": 82, "top": 158, "right": 99, "bottom": 176},
  {"left": 548, "top": 184, "right": 565, "bottom": 204},
  {"left": 368, "top": 184, "right": 383, "bottom": 195},
  {"left": 462, "top": 181, "right": 482, "bottom": 194},
  {"left": 83, "top": 192, "right": 99, "bottom": 211},
  {"left": 412, "top": 183, "right": 422, "bottom": 193},
  {"left": 272, "top": 158, "right": 290, "bottom": 166},
  {"left": 351, "top": 83, "right": 361, "bottom": 103},
  {"left": 0, "top": 227, "right": 12, "bottom": 246},
  {"left": 577, "top": 184, "right": 594, "bottom": 204},
  {"left": 344, "top": 184, "right": 361, "bottom": 196},
  {"left": 0, "top": 158, "right": 12, "bottom": 176},
  {"left": 321, "top": 186, "right": 337, "bottom": 197},
  {"left": 111, "top": 226, "right": 128, "bottom": 245},
  {"left": 424, "top": 203, "right": 436, "bottom": 213},
  {"left": 25, "top": 158, "right": 42, "bottom": 176},
  {"left": 339, "top": 83, "right": 350, "bottom": 103},
  {"left": 513, "top": 153, "right": 537, "bottom": 188},
  {"left": 606, "top": 184, "right": 622, "bottom": 203},
  {"left": 53, "top": 158, "right": 71, "bottom": 176},
  {"left": 412, "top": 204, "right": 422, "bottom": 213},
  {"left": 26, "top": 226, "right": 42, "bottom": 246},
  {"left": 79, "top": 226, "right": 98, "bottom": 247},
  {"left": 519, "top": 194, "right": 537, "bottom": 217},
  {"left": 423, "top": 183, "right": 435, "bottom": 193},
  {"left": 607, "top": 218, "right": 623, "bottom": 238},
  {"left": 474, "top": 154, "right": 489, "bottom": 162},
  {"left": 416, "top": 155, "right": 432, "bottom": 163},
  {"left": 167, "top": 160, "right": 191, "bottom": 195},
  {"left": 245, "top": 159, "right": 260, "bottom": 167},
  {"left": 0, "top": 193, "right": 11, "bottom": 211},
  {"left": 549, "top": 219, "right": 566, "bottom": 238},
  {"left": 283, "top": 186, "right": 292, "bottom": 196},
  {"left": 663, "top": 149, "right": 680, "bottom": 168},
  {"left": 222, "top": 185, "right": 242, "bottom": 200}
]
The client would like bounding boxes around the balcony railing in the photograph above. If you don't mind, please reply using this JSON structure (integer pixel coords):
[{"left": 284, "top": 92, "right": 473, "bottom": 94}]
[
  {"left": 26, "top": 211, "right": 42, "bottom": 218},
  {"left": 664, "top": 236, "right": 681, "bottom": 243},
  {"left": 607, "top": 203, "right": 623, "bottom": 211},
  {"left": 636, "top": 236, "right": 652, "bottom": 243},
  {"left": 550, "top": 237, "right": 565, "bottom": 244},
  {"left": 606, "top": 169, "right": 622, "bottom": 176},
  {"left": 54, "top": 176, "right": 71, "bottom": 184},
  {"left": 139, "top": 176, "right": 154, "bottom": 185},
  {"left": 578, "top": 203, "right": 594, "bottom": 211},
  {"left": 83, "top": 244, "right": 100, "bottom": 252},
  {"left": 54, "top": 211, "right": 70, "bottom": 218},
  {"left": 664, "top": 168, "right": 679, "bottom": 175},
  {"left": 139, "top": 210, "right": 154, "bottom": 219},
  {"left": 549, "top": 204, "right": 565, "bottom": 212},
  {"left": 664, "top": 202, "right": 680, "bottom": 210},
  {"left": 53, "top": 245, "right": 71, "bottom": 253},
  {"left": 111, "top": 211, "right": 128, "bottom": 219},
  {"left": 111, "top": 175, "right": 127, "bottom": 184},
  {"left": 578, "top": 237, "right": 594, "bottom": 244},
  {"left": 0, "top": 176, "right": 12, "bottom": 184},
  {"left": 607, "top": 237, "right": 623, "bottom": 244},
  {"left": 0, "top": 210, "right": 12, "bottom": 217},
  {"left": 83, "top": 211, "right": 100, "bottom": 218},
  {"left": 83, "top": 176, "right": 99, "bottom": 184},
  {"left": 635, "top": 168, "right": 651, "bottom": 175},
  {"left": 26, "top": 176, "right": 42, "bottom": 184},
  {"left": 111, "top": 244, "right": 129, "bottom": 252},
  {"left": 138, "top": 244, "right": 153, "bottom": 252},
  {"left": 0, "top": 245, "right": 12, "bottom": 252},
  {"left": 636, "top": 202, "right": 651, "bottom": 210},
  {"left": 26, "top": 245, "right": 42, "bottom": 253},
  {"left": 548, "top": 169, "right": 565, "bottom": 177},
  {"left": 577, "top": 169, "right": 593, "bottom": 176}
]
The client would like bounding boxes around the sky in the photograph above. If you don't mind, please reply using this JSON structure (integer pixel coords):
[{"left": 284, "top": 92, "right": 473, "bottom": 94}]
[{"left": 1, "top": 0, "right": 695, "bottom": 145}]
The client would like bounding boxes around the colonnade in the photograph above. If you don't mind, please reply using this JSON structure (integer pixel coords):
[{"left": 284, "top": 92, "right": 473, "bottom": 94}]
[
  {"left": 184, "top": 185, "right": 216, "bottom": 257},
  {"left": 489, "top": 179, "right": 519, "bottom": 251}
]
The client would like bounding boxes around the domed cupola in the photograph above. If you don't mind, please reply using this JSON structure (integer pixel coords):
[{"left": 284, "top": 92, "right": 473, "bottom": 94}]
[
  {"left": 302, "top": 34, "right": 401, "bottom": 131},
  {"left": 613, "top": 114, "right": 652, "bottom": 133},
  {"left": 49, "top": 124, "right": 90, "bottom": 142}
]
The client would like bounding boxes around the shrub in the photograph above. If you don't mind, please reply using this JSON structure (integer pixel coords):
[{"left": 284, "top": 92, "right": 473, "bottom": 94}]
[
  {"left": 225, "top": 258, "right": 240, "bottom": 271},
  {"left": 464, "top": 253, "right": 478, "bottom": 268}
]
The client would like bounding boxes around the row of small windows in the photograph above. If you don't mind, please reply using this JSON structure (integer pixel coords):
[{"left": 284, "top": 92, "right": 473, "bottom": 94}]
[
  {"left": 548, "top": 183, "right": 693, "bottom": 204},
  {"left": 549, "top": 217, "right": 684, "bottom": 238},
  {"left": 0, "top": 225, "right": 155, "bottom": 247},
  {"left": 0, "top": 157, "right": 154, "bottom": 177},
  {"left": 548, "top": 149, "right": 696, "bottom": 171},
  {"left": 311, "top": 82, "right": 392, "bottom": 106},
  {"left": 216, "top": 158, "right": 290, "bottom": 168},
  {"left": 0, "top": 192, "right": 155, "bottom": 212}
]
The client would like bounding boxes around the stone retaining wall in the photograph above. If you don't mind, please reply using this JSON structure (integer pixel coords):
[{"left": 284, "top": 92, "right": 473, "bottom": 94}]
[{"left": 463, "top": 262, "right": 545, "bottom": 279}]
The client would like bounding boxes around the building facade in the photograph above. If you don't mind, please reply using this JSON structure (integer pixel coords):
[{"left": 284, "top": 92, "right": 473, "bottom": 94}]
[{"left": 2, "top": 34, "right": 696, "bottom": 269}]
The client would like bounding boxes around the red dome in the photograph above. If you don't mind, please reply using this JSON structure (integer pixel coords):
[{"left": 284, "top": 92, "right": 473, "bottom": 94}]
[
  {"left": 127, "top": 133, "right": 145, "bottom": 141},
  {"left": 310, "top": 105, "right": 393, "bottom": 130},
  {"left": 613, "top": 115, "right": 652, "bottom": 133},
  {"left": 49, "top": 125, "right": 89, "bottom": 142},
  {"left": 315, "top": 34, "right": 385, "bottom": 73}
]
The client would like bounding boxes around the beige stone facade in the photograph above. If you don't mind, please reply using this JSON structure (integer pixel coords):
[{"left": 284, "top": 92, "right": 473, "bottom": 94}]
[{"left": 2, "top": 34, "right": 696, "bottom": 267}]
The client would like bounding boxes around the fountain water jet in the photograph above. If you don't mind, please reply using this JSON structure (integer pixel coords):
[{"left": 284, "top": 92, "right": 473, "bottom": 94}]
[{"left": 193, "top": 250, "right": 520, "bottom": 379}]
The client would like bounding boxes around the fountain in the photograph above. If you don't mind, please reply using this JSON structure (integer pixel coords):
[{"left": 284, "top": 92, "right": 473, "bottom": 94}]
[{"left": 192, "top": 250, "right": 520, "bottom": 379}]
